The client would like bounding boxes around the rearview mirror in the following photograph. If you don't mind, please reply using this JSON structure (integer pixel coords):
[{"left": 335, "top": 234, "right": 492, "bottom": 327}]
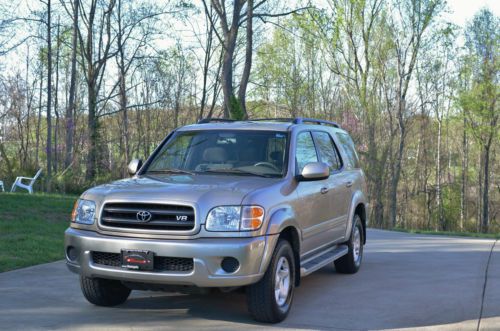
[
  {"left": 296, "top": 162, "right": 329, "bottom": 181},
  {"left": 127, "top": 159, "right": 143, "bottom": 176}
]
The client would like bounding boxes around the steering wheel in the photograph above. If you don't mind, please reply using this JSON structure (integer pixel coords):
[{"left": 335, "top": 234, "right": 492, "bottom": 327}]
[{"left": 253, "top": 162, "right": 280, "bottom": 172}]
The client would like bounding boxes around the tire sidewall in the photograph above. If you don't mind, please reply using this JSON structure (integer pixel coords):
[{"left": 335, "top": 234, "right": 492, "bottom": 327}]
[
  {"left": 351, "top": 216, "right": 364, "bottom": 269},
  {"left": 270, "top": 241, "right": 295, "bottom": 317}
]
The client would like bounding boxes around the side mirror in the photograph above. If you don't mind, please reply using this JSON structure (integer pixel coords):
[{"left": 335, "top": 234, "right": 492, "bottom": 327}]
[
  {"left": 296, "top": 162, "right": 329, "bottom": 181},
  {"left": 127, "top": 159, "right": 143, "bottom": 176}
]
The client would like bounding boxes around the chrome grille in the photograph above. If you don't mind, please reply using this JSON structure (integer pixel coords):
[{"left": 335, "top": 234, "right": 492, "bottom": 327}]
[
  {"left": 100, "top": 203, "right": 195, "bottom": 231},
  {"left": 91, "top": 251, "right": 194, "bottom": 272}
]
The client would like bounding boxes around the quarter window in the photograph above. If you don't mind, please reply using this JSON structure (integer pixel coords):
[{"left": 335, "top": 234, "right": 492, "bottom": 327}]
[
  {"left": 295, "top": 132, "right": 318, "bottom": 173},
  {"left": 312, "top": 131, "right": 342, "bottom": 172}
]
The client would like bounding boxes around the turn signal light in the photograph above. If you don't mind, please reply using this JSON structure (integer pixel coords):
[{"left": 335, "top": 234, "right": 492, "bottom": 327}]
[
  {"left": 71, "top": 200, "right": 79, "bottom": 222},
  {"left": 241, "top": 206, "right": 264, "bottom": 230}
]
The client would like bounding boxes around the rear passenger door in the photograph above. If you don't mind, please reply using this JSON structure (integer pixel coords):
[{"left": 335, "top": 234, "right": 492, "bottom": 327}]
[{"left": 312, "top": 131, "right": 352, "bottom": 241}]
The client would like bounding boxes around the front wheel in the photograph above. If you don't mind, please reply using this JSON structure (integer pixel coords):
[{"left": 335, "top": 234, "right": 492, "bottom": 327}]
[
  {"left": 335, "top": 215, "right": 364, "bottom": 274},
  {"left": 80, "top": 276, "right": 131, "bottom": 306},
  {"left": 246, "top": 239, "right": 295, "bottom": 323}
]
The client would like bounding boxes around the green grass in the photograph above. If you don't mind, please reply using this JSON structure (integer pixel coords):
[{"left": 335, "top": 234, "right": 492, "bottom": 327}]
[
  {"left": 391, "top": 227, "right": 500, "bottom": 239},
  {"left": 0, "top": 193, "right": 77, "bottom": 272}
]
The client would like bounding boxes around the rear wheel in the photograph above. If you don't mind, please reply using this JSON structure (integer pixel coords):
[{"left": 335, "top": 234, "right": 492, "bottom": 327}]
[
  {"left": 80, "top": 276, "right": 131, "bottom": 306},
  {"left": 335, "top": 215, "right": 364, "bottom": 274},
  {"left": 247, "top": 239, "right": 295, "bottom": 323}
]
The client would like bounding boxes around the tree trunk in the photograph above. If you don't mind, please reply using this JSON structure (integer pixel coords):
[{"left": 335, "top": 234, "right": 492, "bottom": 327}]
[
  {"left": 86, "top": 85, "right": 98, "bottom": 181},
  {"left": 119, "top": 74, "right": 129, "bottom": 167},
  {"left": 116, "top": 0, "right": 130, "bottom": 171},
  {"left": 237, "top": 0, "right": 252, "bottom": 119},
  {"left": 46, "top": 0, "right": 53, "bottom": 187},
  {"left": 0, "top": 142, "right": 14, "bottom": 178},
  {"left": 209, "top": 51, "right": 223, "bottom": 118},
  {"left": 53, "top": 17, "right": 60, "bottom": 174},
  {"left": 24, "top": 47, "right": 32, "bottom": 168},
  {"left": 208, "top": 0, "right": 246, "bottom": 119},
  {"left": 65, "top": 0, "right": 79, "bottom": 169},
  {"left": 477, "top": 152, "right": 483, "bottom": 232},
  {"left": 221, "top": 36, "right": 236, "bottom": 118},
  {"left": 389, "top": 122, "right": 405, "bottom": 228},
  {"left": 35, "top": 66, "right": 43, "bottom": 167},
  {"left": 199, "top": 6, "right": 214, "bottom": 120},
  {"left": 118, "top": 62, "right": 129, "bottom": 168},
  {"left": 481, "top": 143, "right": 491, "bottom": 233},
  {"left": 460, "top": 113, "right": 468, "bottom": 230},
  {"left": 436, "top": 117, "right": 443, "bottom": 230}
]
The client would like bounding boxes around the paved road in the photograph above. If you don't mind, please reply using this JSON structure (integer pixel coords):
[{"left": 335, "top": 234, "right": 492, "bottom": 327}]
[{"left": 0, "top": 230, "right": 498, "bottom": 331}]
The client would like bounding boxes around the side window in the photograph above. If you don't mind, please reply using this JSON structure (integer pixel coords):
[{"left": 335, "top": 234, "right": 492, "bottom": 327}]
[
  {"left": 295, "top": 132, "right": 318, "bottom": 173},
  {"left": 312, "top": 131, "right": 342, "bottom": 172},
  {"left": 335, "top": 132, "right": 360, "bottom": 169}
]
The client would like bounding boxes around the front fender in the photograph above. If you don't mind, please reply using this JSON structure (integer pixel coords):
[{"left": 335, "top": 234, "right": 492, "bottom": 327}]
[
  {"left": 258, "top": 206, "right": 302, "bottom": 274},
  {"left": 344, "top": 191, "right": 369, "bottom": 242},
  {"left": 265, "top": 206, "right": 301, "bottom": 236}
]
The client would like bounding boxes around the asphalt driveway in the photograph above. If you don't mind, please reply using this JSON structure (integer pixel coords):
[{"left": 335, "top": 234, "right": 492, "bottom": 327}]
[{"left": 0, "top": 229, "right": 498, "bottom": 330}]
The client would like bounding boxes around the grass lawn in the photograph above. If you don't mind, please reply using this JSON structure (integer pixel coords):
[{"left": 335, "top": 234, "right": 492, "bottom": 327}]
[{"left": 0, "top": 193, "right": 77, "bottom": 272}]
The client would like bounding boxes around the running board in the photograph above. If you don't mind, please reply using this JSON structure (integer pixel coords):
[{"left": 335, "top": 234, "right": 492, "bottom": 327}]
[{"left": 300, "top": 245, "right": 349, "bottom": 277}]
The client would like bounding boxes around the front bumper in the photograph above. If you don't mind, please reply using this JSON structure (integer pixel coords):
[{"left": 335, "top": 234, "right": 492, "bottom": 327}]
[{"left": 64, "top": 228, "right": 278, "bottom": 287}]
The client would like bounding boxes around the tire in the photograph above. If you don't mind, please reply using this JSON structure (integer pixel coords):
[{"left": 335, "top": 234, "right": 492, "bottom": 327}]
[
  {"left": 335, "top": 214, "right": 364, "bottom": 274},
  {"left": 80, "top": 276, "right": 131, "bottom": 306},
  {"left": 247, "top": 239, "right": 295, "bottom": 323}
]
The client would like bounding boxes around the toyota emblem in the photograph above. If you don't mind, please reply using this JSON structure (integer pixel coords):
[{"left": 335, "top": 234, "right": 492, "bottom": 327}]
[{"left": 136, "top": 210, "right": 152, "bottom": 222}]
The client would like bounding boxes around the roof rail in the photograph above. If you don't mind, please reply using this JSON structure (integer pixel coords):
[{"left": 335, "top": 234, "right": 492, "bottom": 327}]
[
  {"left": 293, "top": 117, "right": 340, "bottom": 128},
  {"left": 197, "top": 117, "right": 341, "bottom": 128},
  {"left": 249, "top": 118, "right": 295, "bottom": 122},
  {"left": 197, "top": 118, "right": 237, "bottom": 124}
]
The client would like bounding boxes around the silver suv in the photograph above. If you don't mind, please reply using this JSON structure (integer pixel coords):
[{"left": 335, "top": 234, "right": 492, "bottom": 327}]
[{"left": 65, "top": 118, "right": 368, "bottom": 323}]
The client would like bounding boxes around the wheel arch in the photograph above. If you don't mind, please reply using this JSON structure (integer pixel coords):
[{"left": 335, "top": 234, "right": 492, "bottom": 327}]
[
  {"left": 345, "top": 191, "right": 369, "bottom": 244},
  {"left": 278, "top": 226, "right": 301, "bottom": 287},
  {"left": 354, "top": 203, "right": 367, "bottom": 244},
  {"left": 261, "top": 207, "right": 302, "bottom": 286}
]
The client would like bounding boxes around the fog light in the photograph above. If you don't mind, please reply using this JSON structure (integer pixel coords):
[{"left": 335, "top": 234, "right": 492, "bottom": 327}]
[
  {"left": 221, "top": 257, "right": 239, "bottom": 273},
  {"left": 66, "top": 246, "right": 78, "bottom": 262}
]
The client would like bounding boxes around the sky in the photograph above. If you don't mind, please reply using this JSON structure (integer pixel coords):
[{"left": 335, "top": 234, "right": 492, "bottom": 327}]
[{"left": 444, "top": 0, "right": 499, "bottom": 26}]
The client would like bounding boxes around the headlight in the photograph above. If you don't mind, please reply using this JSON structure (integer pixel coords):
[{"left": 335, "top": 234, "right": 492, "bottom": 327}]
[
  {"left": 71, "top": 199, "right": 96, "bottom": 225},
  {"left": 205, "top": 206, "right": 264, "bottom": 232}
]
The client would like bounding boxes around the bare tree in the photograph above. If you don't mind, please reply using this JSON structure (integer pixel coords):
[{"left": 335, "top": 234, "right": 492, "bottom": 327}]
[
  {"left": 387, "top": 0, "right": 444, "bottom": 228},
  {"left": 202, "top": 0, "right": 309, "bottom": 119},
  {"left": 76, "top": 0, "right": 117, "bottom": 180},
  {"left": 461, "top": 9, "right": 499, "bottom": 232},
  {"left": 45, "top": 0, "right": 53, "bottom": 185},
  {"left": 64, "top": 0, "right": 79, "bottom": 169}
]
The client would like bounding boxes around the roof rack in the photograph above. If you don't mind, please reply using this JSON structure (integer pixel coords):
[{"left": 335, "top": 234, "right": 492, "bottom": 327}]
[
  {"left": 197, "top": 117, "right": 341, "bottom": 128},
  {"left": 248, "top": 118, "right": 295, "bottom": 122},
  {"left": 292, "top": 117, "right": 340, "bottom": 128},
  {"left": 197, "top": 118, "right": 237, "bottom": 124}
]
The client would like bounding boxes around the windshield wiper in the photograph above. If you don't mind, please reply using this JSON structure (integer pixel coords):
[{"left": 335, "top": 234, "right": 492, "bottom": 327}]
[
  {"left": 199, "top": 168, "right": 276, "bottom": 178},
  {"left": 146, "top": 169, "right": 195, "bottom": 175}
]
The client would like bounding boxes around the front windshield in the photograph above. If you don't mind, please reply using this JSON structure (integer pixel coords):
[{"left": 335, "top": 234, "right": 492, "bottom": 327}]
[{"left": 145, "top": 130, "right": 288, "bottom": 177}]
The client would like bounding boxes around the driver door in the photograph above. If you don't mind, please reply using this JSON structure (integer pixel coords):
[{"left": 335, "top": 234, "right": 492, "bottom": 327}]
[{"left": 294, "top": 131, "right": 334, "bottom": 254}]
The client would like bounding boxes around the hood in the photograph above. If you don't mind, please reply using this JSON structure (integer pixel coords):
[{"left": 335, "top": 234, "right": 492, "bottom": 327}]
[{"left": 82, "top": 174, "right": 280, "bottom": 207}]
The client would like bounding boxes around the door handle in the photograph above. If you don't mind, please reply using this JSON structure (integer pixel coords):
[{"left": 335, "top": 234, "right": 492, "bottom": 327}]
[
  {"left": 345, "top": 181, "right": 353, "bottom": 188},
  {"left": 320, "top": 187, "right": 329, "bottom": 194}
]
